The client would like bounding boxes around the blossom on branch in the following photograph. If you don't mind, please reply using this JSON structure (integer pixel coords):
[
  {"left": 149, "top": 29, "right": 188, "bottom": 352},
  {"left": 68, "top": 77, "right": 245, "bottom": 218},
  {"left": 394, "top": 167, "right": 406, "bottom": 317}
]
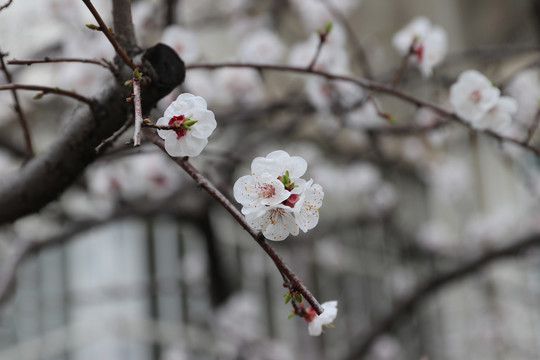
[
  {"left": 233, "top": 150, "right": 324, "bottom": 241},
  {"left": 304, "top": 300, "right": 338, "bottom": 336},
  {"left": 392, "top": 16, "right": 447, "bottom": 77},
  {"left": 156, "top": 93, "right": 217, "bottom": 157},
  {"left": 450, "top": 70, "right": 517, "bottom": 131}
]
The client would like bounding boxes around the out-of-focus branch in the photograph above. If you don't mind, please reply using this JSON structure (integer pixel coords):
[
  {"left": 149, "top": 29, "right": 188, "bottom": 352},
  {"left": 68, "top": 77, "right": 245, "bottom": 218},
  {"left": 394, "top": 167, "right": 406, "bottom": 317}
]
[
  {"left": 0, "top": 83, "right": 93, "bottom": 105},
  {"left": 187, "top": 62, "right": 540, "bottom": 156},
  {"left": 0, "top": 0, "right": 13, "bottom": 12},
  {"left": 143, "top": 128, "right": 324, "bottom": 315},
  {"left": 8, "top": 57, "right": 116, "bottom": 72},
  {"left": 0, "top": 51, "right": 34, "bottom": 157},
  {"left": 343, "top": 232, "right": 540, "bottom": 360}
]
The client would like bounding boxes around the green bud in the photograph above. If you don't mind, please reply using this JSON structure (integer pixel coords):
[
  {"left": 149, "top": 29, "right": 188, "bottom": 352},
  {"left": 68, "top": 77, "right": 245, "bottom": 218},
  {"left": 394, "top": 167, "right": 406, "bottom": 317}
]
[
  {"left": 293, "top": 293, "right": 303, "bottom": 303},
  {"left": 283, "top": 293, "right": 292, "bottom": 304},
  {"left": 85, "top": 24, "right": 99, "bottom": 30},
  {"left": 33, "top": 92, "right": 43, "bottom": 100},
  {"left": 325, "top": 22, "right": 333, "bottom": 34},
  {"left": 124, "top": 80, "right": 133, "bottom": 87},
  {"left": 133, "top": 69, "right": 143, "bottom": 79},
  {"left": 183, "top": 119, "right": 198, "bottom": 127},
  {"left": 288, "top": 311, "right": 295, "bottom": 319}
]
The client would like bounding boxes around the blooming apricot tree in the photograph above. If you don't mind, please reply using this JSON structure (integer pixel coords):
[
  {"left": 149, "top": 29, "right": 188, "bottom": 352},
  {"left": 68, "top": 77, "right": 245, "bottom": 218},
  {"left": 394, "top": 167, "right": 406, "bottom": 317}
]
[{"left": 0, "top": 1, "right": 540, "bottom": 359}]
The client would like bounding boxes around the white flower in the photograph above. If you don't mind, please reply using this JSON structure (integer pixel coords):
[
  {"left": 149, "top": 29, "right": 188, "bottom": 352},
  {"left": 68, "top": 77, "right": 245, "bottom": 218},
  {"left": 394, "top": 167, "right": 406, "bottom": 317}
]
[
  {"left": 306, "top": 301, "right": 338, "bottom": 336},
  {"left": 156, "top": 93, "right": 217, "bottom": 157},
  {"left": 473, "top": 96, "right": 517, "bottom": 131},
  {"left": 506, "top": 69, "right": 540, "bottom": 126},
  {"left": 392, "top": 17, "right": 447, "bottom": 77},
  {"left": 450, "top": 70, "right": 501, "bottom": 123},
  {"left": 251, "top": 150, "right": 307, "bottom": 179},
  {"left": 293, "top": 180, "right": 324, "bottom": 232},
  {"left": 392, "top": 16, "right": 432, "bottom": 55},
  {"left": 246, "top": 206, "right": 299, "bottom": 241},
  {"left": 233, "top": 173, "right": 291, "bottom": 217}
]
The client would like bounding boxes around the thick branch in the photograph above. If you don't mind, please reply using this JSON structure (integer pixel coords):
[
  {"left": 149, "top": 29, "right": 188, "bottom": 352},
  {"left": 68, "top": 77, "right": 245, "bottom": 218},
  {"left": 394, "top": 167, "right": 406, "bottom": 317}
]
[
  {"left": 0, "top": 44, "right": 185, "bottom": 225},
  {"left": 143, "top": 128, "right": 324, "bottom": 315},
  {"left": 343, "top": 232, "right": 540, "bottom": 360}
]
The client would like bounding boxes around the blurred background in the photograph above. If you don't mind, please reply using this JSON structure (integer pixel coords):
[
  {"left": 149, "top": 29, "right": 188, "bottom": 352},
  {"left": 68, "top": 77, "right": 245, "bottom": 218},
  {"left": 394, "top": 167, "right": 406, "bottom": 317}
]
[{"left": 1, "top": 0, "right": 540, "bottom": 359}]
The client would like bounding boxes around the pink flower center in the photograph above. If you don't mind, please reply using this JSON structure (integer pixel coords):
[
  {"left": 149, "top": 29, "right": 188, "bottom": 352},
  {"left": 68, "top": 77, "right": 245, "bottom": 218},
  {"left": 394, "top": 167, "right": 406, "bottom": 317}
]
[
  {"left": 168, "top": 115, "right": 188, "bottom": 140},
  {"left": 413, "top": 43, "right": 424, "bottom": 63},
  {"left": 258, "top": 183, "right": 276, "bottom": 198},
  {"left": 304, "top": 306, "right": 317, "bottom": 323},
  {"left": 469, "top": 90, "right": 482, "bottom": 103},
  {"left": 283, "top": 194, "right": 299, "bottom": 208}
]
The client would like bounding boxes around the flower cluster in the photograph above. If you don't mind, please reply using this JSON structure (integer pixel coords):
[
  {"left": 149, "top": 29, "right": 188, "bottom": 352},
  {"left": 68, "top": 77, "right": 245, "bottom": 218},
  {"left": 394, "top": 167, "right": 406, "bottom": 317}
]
[
  {"left": 233, "top": 150, "right": 324, "bottom": 241},
  {"left": 450, "top": 70, "right": 518, "bottom": 131},
  {"left": 392, "top": 16, "right": 447, "bottom": 77},
  {"left": 156, "top": 93, "right": 217, "bottom": 157}
]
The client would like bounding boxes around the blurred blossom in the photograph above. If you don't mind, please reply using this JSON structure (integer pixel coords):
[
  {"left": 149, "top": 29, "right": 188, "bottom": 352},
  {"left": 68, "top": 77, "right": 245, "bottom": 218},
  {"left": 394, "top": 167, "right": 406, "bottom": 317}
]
[
  {"left": 238, "top": 28, "right": 285, "bottom": 63},
  {"left": 14, "top": 214, "right": 63, "bottom": 241},
  {"left": 401, "top": 137, "right": 428, "bottom": 163},
  {"left": 161, "top": 25, "right": 200, "bottom": 63},
  {"left": 417, "top": 221, "right": 457, "bottom": 255},
  {"left": 393, "top": 16, "right": 447, "bottom": 77},
  {"left": 289, "top": 0, "right": 359, "bottom": 32},
  {"left": 214, "top": 68, "right": 264, "bottom": 105},
  {"left": 184, "top": 70, "right": 217, "bottom": 104},
  {"left": 346, "top": 101, "right": 387, "bottom": 129},
  {"left": 464, "top": 207, "right": 525, "bottom": 246},
  {"left": 425, "top": 158, "right": 471, "bottom": 202},
  {"left": 132, "top": 1, "right": 162, "bottom": 46},
  {"left": 60, "top": 188, "right": 114, "bottom": 220},
  {"left": 161, "top": 345, "right": 188, "bottom": 360},
  {"left": 385, "top": 267, "right": 416, "bottom": 298},
  {"left": 505, "top": 69, "right": 540, "bottom": 127},
  {"left": 181, "top": 250, "right": 207, "bottom": 284},
  {"left": 368, "top": 335, "right": 403, "bottom": 360},
  {"left": 239, "top": 340, "right": 294, "bottom": 360},
  {"left": 87, "top": 153, "right": 183, "bottom": 201},
  {"left": 214, "top": 293, "right": 263, "bottom": 344}
]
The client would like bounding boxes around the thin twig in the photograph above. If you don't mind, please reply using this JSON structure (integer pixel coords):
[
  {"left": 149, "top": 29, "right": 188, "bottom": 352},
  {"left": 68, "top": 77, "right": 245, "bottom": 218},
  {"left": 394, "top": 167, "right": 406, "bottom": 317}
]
[
  {"left": 132, "top": 77, "right": 143, "bottom": 146},
  {"left": 186, "top": 61, "right": 540, "bottom": 156},
  {"left": 143, "top": 128, "right": 324, "bottom": 315},
  {"left": 95, "top": 114, "right": 133, "bottom": 154},
  {"left": 82, "top": 0, "right": 137, "bottom": 70},
  {"left": 8, "top": 57, "right": 116, "bottom": 72},
  {"left": 0, "top": 83, "right": 93, "bottom": 105},
  {"left": 0, "top": 0, "right": 13, "bottom": 12},
  {"left": 391, "top": 40, "right": 416, "bottom": 87},
  {"left": 0, "top": 52, "right": 34, "bottom": 156},
  {"left": 344, "top": 232, "right": 540, "bottom": 360},
  {"left": 307, "top": 30, "right": 328, "bottom": 71}
]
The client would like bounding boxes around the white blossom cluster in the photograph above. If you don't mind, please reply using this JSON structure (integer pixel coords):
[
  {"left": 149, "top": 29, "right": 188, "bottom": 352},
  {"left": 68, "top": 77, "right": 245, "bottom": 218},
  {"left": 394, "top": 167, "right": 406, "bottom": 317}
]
[
  {"left": 450, "top": 70, "right": 517, "bottom": 132},
  {"left": 233, "top": 150, "right": 324, "bottom": 241}
]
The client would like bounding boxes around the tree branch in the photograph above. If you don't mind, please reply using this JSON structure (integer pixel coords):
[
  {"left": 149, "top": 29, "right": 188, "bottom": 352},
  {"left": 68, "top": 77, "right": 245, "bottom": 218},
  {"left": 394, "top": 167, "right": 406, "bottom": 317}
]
[
  {"left": 343, "top": 232, "right": 540, "bottom": 360},
  {"left": 0, "top": 44, "right": 185, "bottom": 225},
  {"left": 187, "top": 62, "right": 540, "bottom": 156},
  {"left": 143, "top": 128, "right": 324, "bottom": 315}
]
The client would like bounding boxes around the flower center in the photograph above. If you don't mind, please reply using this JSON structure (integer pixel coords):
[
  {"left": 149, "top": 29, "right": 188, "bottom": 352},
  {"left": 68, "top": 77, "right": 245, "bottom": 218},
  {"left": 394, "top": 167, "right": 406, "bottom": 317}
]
[
  {"left": 304, "top": 306, "right": 317, "bottom": 323},
  {"left": 283, "top": 194, "right": 299, "bottom": 208},
  {"left": 258, "top": 183, "right": 276, "bottom": 198},
  {"left": 168, "top": 115, "right": 188, "bottom": 140},
  {"left": 413, "top": 43, "right": 424, "bottom": 63},
  {"left": 469, "top": 90, "right": 482, "bottom": 103}
]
